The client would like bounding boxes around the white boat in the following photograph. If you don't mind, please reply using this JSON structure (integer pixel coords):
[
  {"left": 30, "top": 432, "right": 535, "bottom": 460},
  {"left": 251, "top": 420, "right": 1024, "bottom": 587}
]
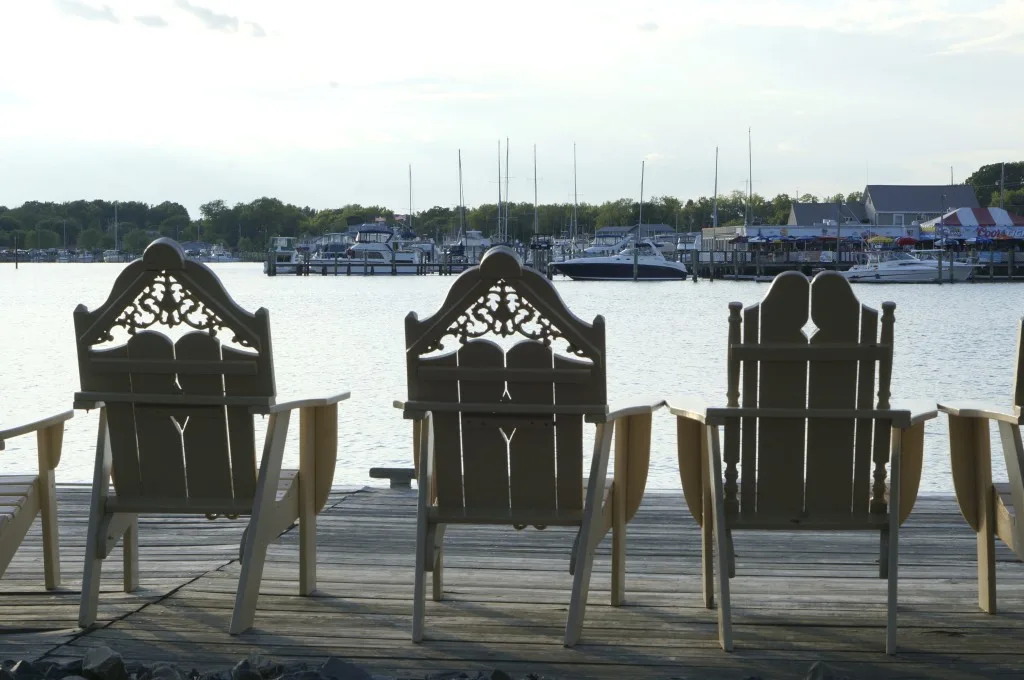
[
  {"left": 264, "top": 236, "right": 301, "bottom": 274},
  {"left": 581, "top": 228, "right": 633, "bottom": 257},
  {"left": 102, "top": 249, "right": 126, "bottom": 263},
  {"left": 840, "top": 250, "right": 975, "bottom": 283},
  {"left": 309, "top": 226, "right": 422, "bottom": 274},
  {"left": 445, "top": 230, "right": 491, "bottom": 263},
  {"left": 552, "top": 239, "right": 688, "bottom": 281}
]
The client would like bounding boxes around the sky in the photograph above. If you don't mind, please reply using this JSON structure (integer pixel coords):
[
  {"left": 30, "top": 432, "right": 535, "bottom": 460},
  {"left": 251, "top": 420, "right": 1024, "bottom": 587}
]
[{"left": 0, "top": 0, "right": 1022, "bottom": 220}]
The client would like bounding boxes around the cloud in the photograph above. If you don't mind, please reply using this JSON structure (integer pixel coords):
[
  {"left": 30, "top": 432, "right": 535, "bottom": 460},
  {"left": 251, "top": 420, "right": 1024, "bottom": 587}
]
[
  {"left": 174, "top": 0, "right": 265, "bottom": 37},
  {"left": 637, "top": 21, "right": 659, "bottom": 32},
  {"left": 134, "top": 15, "right": 168, "bottom": 28},
  {"left": 53, "top": 0, "right": 117, "bottom": 24},
  {"left": 329, "top": 81, "right": 340, "bottom": 89}
]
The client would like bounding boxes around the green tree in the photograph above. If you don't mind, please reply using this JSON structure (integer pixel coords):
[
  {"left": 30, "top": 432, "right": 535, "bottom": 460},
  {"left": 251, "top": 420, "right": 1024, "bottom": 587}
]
[
  {"left": 122, "top": 228, "right": 154, "bottom": 253},
  {"left": 77, "top": 228, "right": 103, "bottom": 250},
  {"left": 967, "top": 162, "right": 1024, "bottom": 208},
  {"left": 25, "top": 229, "right": 59, "bottom": 249},
  {"left": 237, "top": 236, "right": 255, "bottom": 252}
]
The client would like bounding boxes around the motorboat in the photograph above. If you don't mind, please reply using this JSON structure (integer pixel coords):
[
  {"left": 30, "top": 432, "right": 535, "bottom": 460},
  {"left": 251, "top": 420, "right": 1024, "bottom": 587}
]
[
  {"left": 263, "top": 236, "right": 301, "bottom": 274},
  {"left": 309, "top": 226, "right": 422, "bottom": 274},
  {"left": 840, "top": 250, "right": 975, "bottom": 283},
  {"left": 551, "top": 239, "right": 689, "bottom": 281},
  {"left": 102, "top": 249, "right": 126, "bottom": 263},
  {"left": 445, "top": 230, "right": 491, "bottom": 263}
]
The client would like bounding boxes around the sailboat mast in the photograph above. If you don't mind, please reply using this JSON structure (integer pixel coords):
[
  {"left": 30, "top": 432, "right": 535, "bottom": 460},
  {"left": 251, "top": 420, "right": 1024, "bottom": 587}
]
[
  {"left": 746, "top": 127, "right": 752, "bottom": 227},
  {"left": 639, "top": 161, "right": 645, "bottom": 226},
  {"left": 501, "top": 136, "right": 505, "bottom": 241},
  {"left": 572, "top": 142, "right": 578, "bottom": 242},
  {"left": 533, "top": 144, "right": 539, "bottom": 234},
  {"left": 497, "top": 140, "right": 502, "bottom": 240},
  {"left": 458, "top": 149, "right": 465, "bottom": 239},
  {"left": 408, "top": 164, "right": 413, "bottom": 232},
  {"left": 713, "top": 146, "right": 719, "bottom": 228}
]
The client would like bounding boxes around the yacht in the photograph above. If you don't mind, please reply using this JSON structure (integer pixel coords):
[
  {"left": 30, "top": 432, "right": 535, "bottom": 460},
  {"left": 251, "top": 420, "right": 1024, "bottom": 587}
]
[
  {"left": 445, "top": 230, "right": 491, "bottom": 263},
  {"left": 309, "top": 226, "right": 422, "bottom": 274},
  {"left": 552, "top": 239, "right": 689, "bottom": 281},
  {"left": 264, "top": 236, "right": 301, "bottom": 274},
  {"left": 102, "top": 249, "right": 126, "bottom": 263},
  {"left": 840, "top": 250, "right": 975, "bottom": 283},
  {"left": 582, "top": 228, "right": 633, "bottom": 257}
]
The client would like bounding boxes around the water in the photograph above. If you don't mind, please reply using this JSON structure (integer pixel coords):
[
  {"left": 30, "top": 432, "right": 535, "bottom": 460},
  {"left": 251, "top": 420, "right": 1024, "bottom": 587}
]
[{"left": 1, "top": 262, "right": 1019, "bottom": 491}]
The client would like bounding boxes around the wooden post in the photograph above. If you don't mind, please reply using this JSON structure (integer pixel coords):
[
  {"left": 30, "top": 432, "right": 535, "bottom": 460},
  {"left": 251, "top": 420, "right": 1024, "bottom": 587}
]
[
  {"left": 937, "top": 251, "right": 943, "bottom": 284},
  {"left": 1010, "top": 249, "right": 1015, "bottom": 281}
]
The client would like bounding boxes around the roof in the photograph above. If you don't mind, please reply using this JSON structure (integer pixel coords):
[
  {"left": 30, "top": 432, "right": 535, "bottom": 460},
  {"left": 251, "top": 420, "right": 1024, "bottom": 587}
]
[
  {"left": 789, "top": 201, "right": 866, "bottom": 226},
  {"left": 921, "top": 207, "right": 1024, "bottom": 228},
  {"left": 865, "top": 184, "right": 979, "bottom": 212},
  {"left": 595, "top": 224, "right": 676, "bottom": 236}
]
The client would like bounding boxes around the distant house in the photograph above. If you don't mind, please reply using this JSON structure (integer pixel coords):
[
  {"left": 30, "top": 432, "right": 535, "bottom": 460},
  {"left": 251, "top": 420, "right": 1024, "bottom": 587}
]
[
  {"left": 788, "top": 201, "right": 866, "bottom": 226},
  {"left": 789, "top": 184, "right": 980, "bottom": 228},
  {"left": 862, "top": 184, "right": 979, "bottom": 227},
  {"left": 596, "top": 223, "right": 677, "bottom": 238}
]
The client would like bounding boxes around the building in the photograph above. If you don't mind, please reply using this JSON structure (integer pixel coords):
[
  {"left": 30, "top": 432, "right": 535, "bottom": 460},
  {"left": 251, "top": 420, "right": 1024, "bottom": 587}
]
[
  {"left": 921, "top": 207, "right": 1024, "bottom": 239},
  {"left": 789, "top": 184, "right": 980, "bottom": 228}
]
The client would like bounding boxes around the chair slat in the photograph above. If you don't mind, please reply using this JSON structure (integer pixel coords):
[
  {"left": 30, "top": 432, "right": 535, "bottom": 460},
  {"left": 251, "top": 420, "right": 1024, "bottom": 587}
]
[
  {"left": 740, "top": 304, "right": 759, "bottom": 517},
  {"left": 805, "top": 274, "right": 860, "bottom": 516},
  {"left": 175, "top": 332, "right": 233, "bottom": 500},
  {"left": 458, "top": 340, "right": 510, "bottom": 512},
  {"left": 127, "top": 332, "right": 187, "bottom": 498},
  {"left": 506, "top": 342, "right": 557, "bottom": 513},
  {"left": 85, "top": 345, "right": 143, "bottom": 497},
  {"left": 853, "top": 305, "right": 879, "bottom": 515},
  {"left": 418, "top": 352, "right": 463, "bottom": 509},
  {"left": 554, "top": 356, "right": 585, "bottom": 512},
  {"left": 753, "top": 273, "right": 808, "bottom": 519}
]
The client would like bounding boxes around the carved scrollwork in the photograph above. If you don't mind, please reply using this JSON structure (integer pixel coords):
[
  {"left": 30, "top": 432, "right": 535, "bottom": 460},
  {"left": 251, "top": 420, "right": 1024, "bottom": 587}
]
[
  {"left": 425, "top": 281, "right": 584, "bottom": 356},
  {"left": 92, "top": 272, "right": 253, "bottom": 348}
]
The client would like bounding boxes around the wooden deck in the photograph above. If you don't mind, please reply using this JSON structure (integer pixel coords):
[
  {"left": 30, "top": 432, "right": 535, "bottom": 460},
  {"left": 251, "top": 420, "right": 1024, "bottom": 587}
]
[{"left": 3, "top": 486, "right": 1024, "bottom": 679}]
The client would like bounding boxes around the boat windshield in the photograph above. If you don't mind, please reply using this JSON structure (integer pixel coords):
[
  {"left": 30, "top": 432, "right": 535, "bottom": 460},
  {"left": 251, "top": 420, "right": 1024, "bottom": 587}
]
[{"left": 355, "top": 230, "right": 392, "bottom": 244}]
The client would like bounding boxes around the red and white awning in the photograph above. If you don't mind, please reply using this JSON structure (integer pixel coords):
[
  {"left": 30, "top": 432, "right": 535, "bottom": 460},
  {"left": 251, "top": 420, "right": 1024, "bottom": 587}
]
[{"left": 924, "top": 207, "right": 1024, "bottom": 227}]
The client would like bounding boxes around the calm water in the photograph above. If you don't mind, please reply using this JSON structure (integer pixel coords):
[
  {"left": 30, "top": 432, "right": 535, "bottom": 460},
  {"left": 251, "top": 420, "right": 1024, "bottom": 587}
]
[{"left": 1, "top": 262, "right": 1019, "bottom": 491}]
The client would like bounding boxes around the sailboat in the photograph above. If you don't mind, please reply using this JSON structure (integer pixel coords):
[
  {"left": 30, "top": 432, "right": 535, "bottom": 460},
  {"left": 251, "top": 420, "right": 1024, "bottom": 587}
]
[{"left": 445, "top": 149, "right": 491, "bottom": 263}]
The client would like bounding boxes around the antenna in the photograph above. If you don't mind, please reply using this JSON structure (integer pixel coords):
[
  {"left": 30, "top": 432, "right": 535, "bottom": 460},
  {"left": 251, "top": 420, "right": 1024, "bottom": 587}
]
[
  {"left": 496, "top": 140, "right": 502, "bottom": 239},
  {"left": 408, "top": 164, "right": 413, "bottom": 231},
  {"left": 505, "top": 137, "right": 510, "bottom": 242}
]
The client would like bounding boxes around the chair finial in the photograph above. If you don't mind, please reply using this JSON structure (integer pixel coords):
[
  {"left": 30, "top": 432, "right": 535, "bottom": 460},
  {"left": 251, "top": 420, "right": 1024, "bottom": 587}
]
[
  {"left": 142, "top": 238, "right": 187, "bottom": 270},
  {"left": 478, "top": 246, "right": 524, "bottom": 280}
]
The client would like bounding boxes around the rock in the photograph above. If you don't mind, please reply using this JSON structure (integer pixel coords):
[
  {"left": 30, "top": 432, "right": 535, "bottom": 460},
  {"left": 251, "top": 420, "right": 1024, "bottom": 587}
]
[
  {"left": 82, "top": 648, "right": 128, "bottom": 680},
  {"left": 229, "top": 661, "right": 260, "bottom": 680},
  {"left": 279, "top": 672, "right": 321, "bottom": 680},
  {"left": 319, "top": 658, "right": 373, "bottom": 680},
  {"left": 9, "top": 661, "right": 42, "bottom": 680},
  {"left": 424, "top": 674, "right": 470, "bottom": 680},
  {"left": 148, "top": 665, "right": 184, "bottom": 680},
  {"left": 804, "top": 661, "right": 849, "bottom": 680},
  {"left": 60, "top": 662, "right": 84, "bottom": 677}
]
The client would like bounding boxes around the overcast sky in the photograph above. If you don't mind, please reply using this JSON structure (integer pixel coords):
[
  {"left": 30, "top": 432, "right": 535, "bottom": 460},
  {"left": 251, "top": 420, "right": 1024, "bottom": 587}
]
[{"left": 0, "top": 0, "right": 1021, "bottom": 219}]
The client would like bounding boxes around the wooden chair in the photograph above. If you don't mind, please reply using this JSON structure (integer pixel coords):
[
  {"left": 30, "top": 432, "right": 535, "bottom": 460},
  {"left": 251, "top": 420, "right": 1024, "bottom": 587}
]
[
  {"left": 73, "top": 238, "right": 349, "bottom": 634},
  {"left": 0, "top": 411, "right": 73, "bottom": 587},
  {"left": 396, "top": 246, "right": 660, "bottom": 647},
  {"left": 938, "top": 317, "right": 1024, "bottom": 614},
  {"left": 667, "top": 271, "right": 935, "bottom": 655}
]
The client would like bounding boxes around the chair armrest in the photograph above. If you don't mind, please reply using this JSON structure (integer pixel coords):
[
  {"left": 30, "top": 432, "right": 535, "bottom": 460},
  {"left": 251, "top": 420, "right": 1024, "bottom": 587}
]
[
  {"left": 394, "top": 399, "right": 431, "bottom": 421},
  {"left": 937, "top": 400, "right": 1022, "bottom": 424},
  {"left": 0, "top": 411, "right": 74, "bottom": 450},
  {"left": 889, "top": 399, "right": 939, "bottom": 427},
  {"left": 596, "top": 399, "right": 665, "bottom": 423},
  {"left": 260, "top": 391, "right": 351, "bottom": 415},
  {"left": 664, "top": 396, "right": 710, "bottom": 424}
]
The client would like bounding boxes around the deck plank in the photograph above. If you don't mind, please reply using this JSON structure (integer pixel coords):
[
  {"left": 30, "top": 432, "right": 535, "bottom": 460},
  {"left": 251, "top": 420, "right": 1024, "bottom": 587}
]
[{"left": 2, "top": 486, "right": 1023, "bottom": 679}]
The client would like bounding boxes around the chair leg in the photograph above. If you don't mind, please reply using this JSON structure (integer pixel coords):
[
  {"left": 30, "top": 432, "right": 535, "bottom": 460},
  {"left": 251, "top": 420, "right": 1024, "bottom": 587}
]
[
  {"left": 123, "top": 516, "right": 139, "bottom": 593},
  {"left": 879, "top": 527, "right": 889, "bottom": 579},
  {"left": 38, "top": 470, "right": 61, "bottom": 590},
  {"left": 701, "top": 449, "right": 714, "bottom": 609},
  {"left": 565, "top": 421, "right": 615, "bottom": 648},
  {"left": 413, "top": 516, "right": 429, "bottom": 642},
  {"left": 231, "top": 521, "right": 270, "bottom": 635},
  {"left": 298, "top": 477, "right": 317, "bottom": 596},
  {"left": 431, "top": 524, "right": 446, "bottom": 602},
  {"left": 78, "top": 508, "right": 104, "bottom": 628},
  {"left": 886, "top": 427, "right": 902, "bottom": 656},
  {"left": 706, "top": 425, "right": 733, "bottom": 652}
]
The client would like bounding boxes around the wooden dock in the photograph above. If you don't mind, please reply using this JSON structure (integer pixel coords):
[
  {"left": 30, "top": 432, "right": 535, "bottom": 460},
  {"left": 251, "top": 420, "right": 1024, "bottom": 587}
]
[{"left": 3, "top": 486, "right": 1024, "bottom": 679}]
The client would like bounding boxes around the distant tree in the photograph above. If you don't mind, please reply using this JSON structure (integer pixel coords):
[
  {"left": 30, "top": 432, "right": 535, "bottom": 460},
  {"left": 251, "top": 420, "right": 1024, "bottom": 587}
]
[
  {"left": 0, "top": 215, "right": 22, "bottom": 232},
  {"left": 77, "top": 228, "right": 103, "bottom": 250},
  {"left": 966, "top": 162, "right": 1024, "bottom": 207},
  {"left": 846, "top": 190, "right": 864, "bottom": 203},
  {"left": 24, "top": 229, "right": 59, "bottom": 249},
  {"left": 122, "top": 228, "right": 154, "bottom": 253},
  {"left": 237, "top": 236, "right": 255, "bottom": 252}
]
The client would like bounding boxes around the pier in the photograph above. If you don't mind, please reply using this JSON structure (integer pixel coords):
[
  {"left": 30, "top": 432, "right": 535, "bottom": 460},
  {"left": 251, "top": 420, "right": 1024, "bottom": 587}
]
[{"left": 3, "top": 485, "right": 1023, "bottom": 679}]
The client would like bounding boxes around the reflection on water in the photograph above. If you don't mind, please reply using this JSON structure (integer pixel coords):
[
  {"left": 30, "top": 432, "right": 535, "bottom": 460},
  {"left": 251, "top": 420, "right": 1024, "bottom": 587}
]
[{"left": 0, "top": 262, "right": 1017, "bottom": 491}]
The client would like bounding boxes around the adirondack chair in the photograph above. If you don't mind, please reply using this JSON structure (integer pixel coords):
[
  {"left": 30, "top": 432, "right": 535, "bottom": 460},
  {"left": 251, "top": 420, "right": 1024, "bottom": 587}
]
[
  {"left": 397, "top": 246, "right": 659, "bottom": 647},
  {"left": 73, "top": 238, "right": 348, "bottom": 634},
  {"left": 0, "top": 411, "right": 73, "bottom": 587},
  {"left": 667, "top": 271, "right": 935, "bottom": 655},
  {"left": 938, "top": 317, "right": 1024, "bottom": 614}
]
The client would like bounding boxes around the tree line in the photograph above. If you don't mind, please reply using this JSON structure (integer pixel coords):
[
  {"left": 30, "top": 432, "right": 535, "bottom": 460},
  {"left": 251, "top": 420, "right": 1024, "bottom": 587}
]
[{"left": 0, "top": 161, "right": 1017, "bottom": 251}]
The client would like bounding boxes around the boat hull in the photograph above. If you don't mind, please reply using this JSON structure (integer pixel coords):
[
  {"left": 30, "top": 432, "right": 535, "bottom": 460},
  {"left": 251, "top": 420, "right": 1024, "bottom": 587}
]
[
  {"left": 553, "top": 260, "right": 688, "bottom": 281},
  {"left": 841, "top": 263, "right": 974, "bottom": 283}
]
